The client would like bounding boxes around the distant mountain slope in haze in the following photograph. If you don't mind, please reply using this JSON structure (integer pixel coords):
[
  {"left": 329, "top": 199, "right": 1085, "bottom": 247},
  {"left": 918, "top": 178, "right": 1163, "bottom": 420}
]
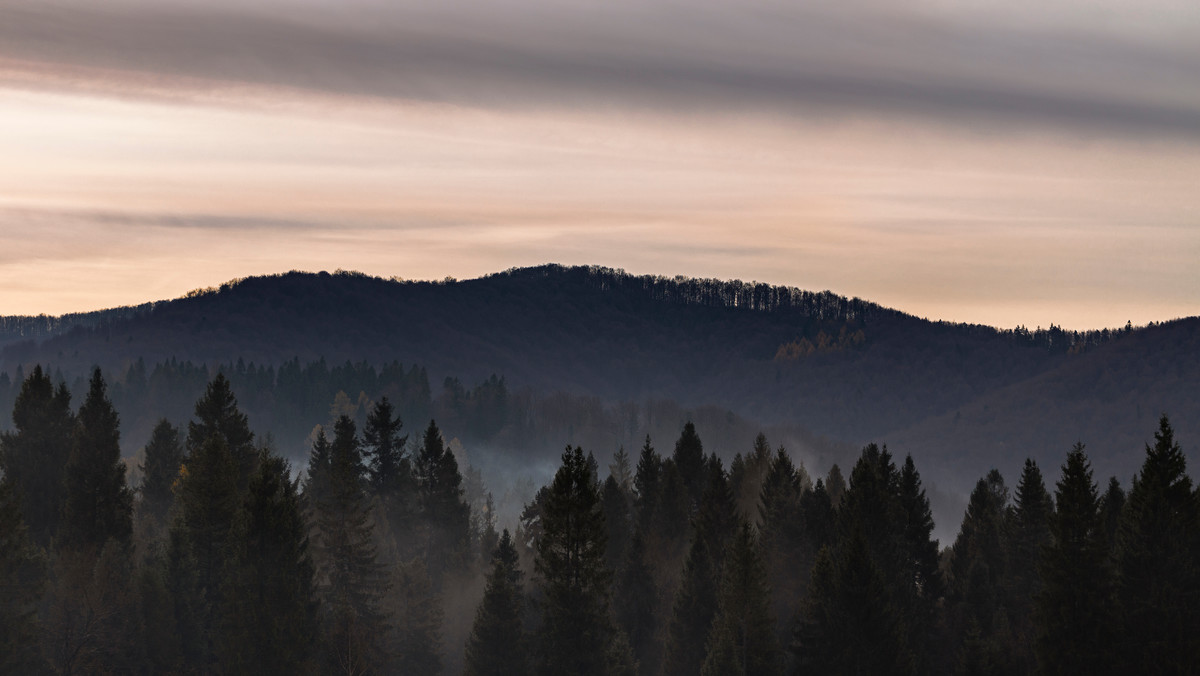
[{"left": 1, "top": 265, "right": 1192, "bottom": 500}]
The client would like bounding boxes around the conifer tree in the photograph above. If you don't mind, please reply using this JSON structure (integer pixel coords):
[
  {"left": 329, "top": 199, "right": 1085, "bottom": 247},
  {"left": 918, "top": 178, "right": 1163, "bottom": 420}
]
[
  {"left": 415, "top": 419, "right": 472, "bottom": 579},
  {"left": 610, "top": 445, "right": 634, "bottom": 494},
  {"left": 730, "top": 432, "right": 774, "bottom": 523},
  {"left": 948, "top": 470, "right": 1010, "bottom": 674},
  {"left": 187, "top": 373, "right": 256, "bottom": 491},
  {"left": 602, "top": 474, "right": 633, "bottom": 574},
  {"left": 673, "top": 422, "right": 707, "bottom": 504},
  {"left": 662, "top": 535, "right": 720, "bottom": 676},
  {"left": 1097, "top": 476, "right": 1125, "bottom": 547},
  {"left": 217, "top": 452, "right": 319, "bottom": 675},
  {"left": 170, "top": 434, "right": 240, "bottom": 666},
  {"left": 614, "top": 529, "right": 659, "bottom": 676},
  {"left": 315, "top": 415, "right": 391, "bottom": 674},
  {"left": 757, "top": 447, "right": 808, "bottom": 642},
  {"left": 1112, "top": 416, "right": 1200, "bottom": 673},
  {"left": 535, "top": 446, "right": 614, "bottom": 676},
  {"left": 634, "top": 435, "right": 661, "bottom": 532},
  {"left": 465, "top": 530, "right": 527, "bottom": 676},
  {"left": 61, "top": 368, "right": 134, "bottom": 552},
  {"left": 702, "top": 522, "right": 780, "bottom": 676},
  {"left": 797, "top": 529, "right": 913, "bottom": 676},
  {"left": 1004, "top": 458, "right": 1054, "bottom": 672},
  {"left": 139, "top": 418, "right": 184, "bottom": 526},
  {"left": 1035, "top": 443, "right": 1112, "bottom": 676},
  {"left": 363, "top": 396, "right": 411, "bottom": 500},
  {"left": 391, "top": 558, "right": 443, "bottom": 675},
  {"left": 0, "top": 365, "right": 75, "bottom": 545},
  {"left": 305, "top": 427, "right": 334, "bottom": 508},
  {"left": 0, "top": 478, "right": 47, "bottom": 674}
]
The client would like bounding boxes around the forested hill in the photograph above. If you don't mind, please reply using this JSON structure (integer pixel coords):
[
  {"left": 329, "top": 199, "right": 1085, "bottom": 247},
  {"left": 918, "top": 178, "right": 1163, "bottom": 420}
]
[{"left": 0, "top": 265, "right": 1196, "bottom": 495}]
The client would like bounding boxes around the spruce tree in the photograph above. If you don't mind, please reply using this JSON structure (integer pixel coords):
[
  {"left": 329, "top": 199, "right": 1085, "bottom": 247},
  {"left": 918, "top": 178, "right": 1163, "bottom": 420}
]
[
  {"left": 1035, "top": 443, "right": 1112, "bottom": 676},
  {"left": 391, "top": 558, "right": 443, "bottom": 675},
  {"left": 702, "top": 521, "right": 781, "bottom": 676},
  {"left": 217, "top": 452, "right": 319, "bottom": 675},
  {"left": 139, "top": 418, "right": 184, "bottom": 526},
  {"left": 1112, "top": 416, "right": 1200, "bottom": 673},
  {"left": 633, "top": 435, "right": 661, "bottom": 532},
  {"left": 796, "top": 529, "right": 913, "bottom": 676},
  {"left": 757, "top": 447, "right": 808, "bottom": 643},
  {"left": 948, "top": 471, "right": 1010, "bottom": 674},
  {"left": 662, "top": 535, "right": 720, "bottom": 676},
  {"left": 1004, "top": 458, "right": 1054, "bottom": 673},
  {"left": 170, "top": 434, "right": 240, "bottom": 666},
  {"left": 673, "top": 422, "right": 707, "bottom": 505},
  {"left": 1097, "top": 476, "right": 1125, "bottom": 548},
  {"left": 602, "top": 474, "right": 633, "bottom": 574},
  {"left": 363, "top": 396, "right": 410, "bottom": 498},
  {"left": 465, "top": 530, "right": 527, "bottom": 676},
  {"left": 610, "top": 445, "right": 634, "bottom": 494},
  {"left": 0, "top": 478, "right": 47, "bottom": 674},
  {"left": 61, "top": 368, "right": 134, "bottom": 552},
  {"left": 614, "top": 530, "right": 659, "bottom": 676},
  {"left": 187, "top": 373, "right": 256, "bottom": 491},
  {"left": 315, "top": 415, "right": 391, "bottom": 674},
  {"left": 0, "top": 365, "right": 75, "bottom": 545},
  {"left": 535, "top": 446, "right": 614, "bottom": 676},
  {"left": 415, "top": 419, "right": 472, "bottom": 579}
]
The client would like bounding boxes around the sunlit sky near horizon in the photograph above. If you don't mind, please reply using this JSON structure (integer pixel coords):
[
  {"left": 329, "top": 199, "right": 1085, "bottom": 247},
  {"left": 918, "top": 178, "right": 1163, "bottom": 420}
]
[{"left": 1, "top": 0, "right": 1198, "bottom": 329}]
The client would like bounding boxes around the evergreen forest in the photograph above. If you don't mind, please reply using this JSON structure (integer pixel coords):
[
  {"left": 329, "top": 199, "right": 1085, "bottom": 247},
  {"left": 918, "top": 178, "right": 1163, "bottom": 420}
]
[{"left": 2, "top": 364, "right": 1198, "bottom": 675}]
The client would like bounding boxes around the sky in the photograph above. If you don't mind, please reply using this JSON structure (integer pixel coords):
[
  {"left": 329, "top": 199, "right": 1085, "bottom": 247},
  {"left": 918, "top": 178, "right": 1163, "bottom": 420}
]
[{"left": 1, "top": 0, "right": 1198, "bottom": 328}]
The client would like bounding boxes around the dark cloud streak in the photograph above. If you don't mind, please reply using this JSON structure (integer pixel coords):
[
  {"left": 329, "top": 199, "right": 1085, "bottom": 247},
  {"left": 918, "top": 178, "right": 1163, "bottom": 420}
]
[{"left": 2, "top": 1, "right": 1199, "bottom": 136}]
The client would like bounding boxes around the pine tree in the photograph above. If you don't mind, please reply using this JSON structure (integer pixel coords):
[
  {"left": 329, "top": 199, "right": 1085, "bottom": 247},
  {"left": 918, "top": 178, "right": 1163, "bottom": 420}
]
[
  {"left": 0, "top": 478, "right": 47, "bottom": 674},
  {"left": 139, "top": 418, "right": 184, "bottom": 526},
  {"left": 1112, "top": 416, "right": 1200, "bottom": 673},
  {"left": 315, "top": 415, "right": 391, "bottom": 674},
  {"left": 217, "top": 452, "right": 319, "bottom": 675},
  {"left": 702, "top": 521, "right": 781, "bottom": 676},
  {"left": 61, "top": 368, "right": 134, "bottom": 552},
  {"left": 0, "top": 365, "right": 75, "bottom": 545},
  {"left": 187, "top": 373, "right": 256, "bottom": 491},
  {"left": 535, "top": 446, "right": 614, "bottom": 676},
  {"left": 1035, "top": 443, "right": 1113, "bottom": 676},
  {"left": 465, "top": 530, "right": 527, "bottom": 676}
]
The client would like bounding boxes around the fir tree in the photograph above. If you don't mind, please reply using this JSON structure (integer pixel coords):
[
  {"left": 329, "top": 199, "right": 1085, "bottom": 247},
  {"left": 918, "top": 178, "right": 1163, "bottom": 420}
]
[
  {"left": 610, "top": 445, "right": 634, "bottom": 494},
  {"left": 0, "top": 365, "right": 75, "bottom": 545},
  {"left": 465, "top": 530, "right": 527, "bottom": 676},
  {"left": 139, "top": 418, "right": 184, "bottom": 526},
  {"left": 633, "top": 435, "right": 661, "bottom": 532},
  {"left": 363, "top": 396, "right": 410, "bottom": 498},
  {"left": 1097, "top": 476, "right": 1125, "bottom": 548},
  {"left": 1035, "top": 443, "right": 1113, "bottom": 676},
  {"left": 217, "top": 452, "right": 319, "bottom": 675},
  {"left": 535, "top": 446, "right": 614, "bottom": 676},
  {"left": 61, "top": 368, "right": 134, "bottom": 552},
  {"left": 702, "top": 521, "right": 781, "bottom": 676},
  {"left": 662, "top": 535, "right": 720, "bottom": 676},
  {"left": 1112, "top": 416, "right": 1200, "bottom": 673}
]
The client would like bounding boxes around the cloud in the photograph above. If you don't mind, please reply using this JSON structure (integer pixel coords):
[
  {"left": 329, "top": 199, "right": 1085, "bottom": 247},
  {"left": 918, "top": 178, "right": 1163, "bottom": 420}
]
[{"left": 2, "top": 0, "right": 1199, "bottom": 136}]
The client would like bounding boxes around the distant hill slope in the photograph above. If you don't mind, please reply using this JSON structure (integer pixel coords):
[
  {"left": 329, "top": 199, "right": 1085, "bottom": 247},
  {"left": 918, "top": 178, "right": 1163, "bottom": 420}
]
[{"left": 1, "top": 265, "right": 1193, "bottom": 501}]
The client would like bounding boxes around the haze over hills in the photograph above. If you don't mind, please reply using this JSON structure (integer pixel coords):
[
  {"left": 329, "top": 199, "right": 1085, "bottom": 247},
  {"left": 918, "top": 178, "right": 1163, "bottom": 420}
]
[{"left": 1, "top": 264, "right": 1195, "bottom": 535}]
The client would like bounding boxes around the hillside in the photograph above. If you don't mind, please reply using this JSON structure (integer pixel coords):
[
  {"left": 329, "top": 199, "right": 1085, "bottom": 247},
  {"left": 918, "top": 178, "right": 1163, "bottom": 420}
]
[{"left": 0, "top": 265, "right": 1194, "bottom": 529}]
